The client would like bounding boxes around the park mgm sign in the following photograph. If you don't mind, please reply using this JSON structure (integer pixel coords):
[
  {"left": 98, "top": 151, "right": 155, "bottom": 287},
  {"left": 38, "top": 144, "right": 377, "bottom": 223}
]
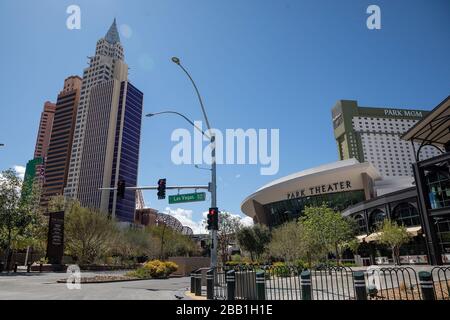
[{"left": 287, "top": 180, "right": 353, "bottom": 200}]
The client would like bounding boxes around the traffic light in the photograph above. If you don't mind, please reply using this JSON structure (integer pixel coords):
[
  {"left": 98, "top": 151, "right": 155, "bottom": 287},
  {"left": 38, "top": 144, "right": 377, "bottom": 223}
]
[
  {"left": 117, "top": 180, "right": 125, "bottom": 199},
  {"left": 157, "top": 179, "right": 166, "bottom": 200},
  {"left": 207, "top": 207, "right": 219, "bottom": 230}
]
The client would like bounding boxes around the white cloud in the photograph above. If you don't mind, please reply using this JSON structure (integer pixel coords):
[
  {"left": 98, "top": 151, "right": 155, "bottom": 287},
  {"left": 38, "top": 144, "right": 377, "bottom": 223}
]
[
  {"left": 240, "top": 216, "right": 254, "bottom": 227},
  {"left": 221, "top": 211, "right": 254, "bottom": 227},
  {"left": 235, "top": 174, "right": 241, "bottom": 179},
  {"left": 14, "top": 165, "right": 26, "bottom": 180}
]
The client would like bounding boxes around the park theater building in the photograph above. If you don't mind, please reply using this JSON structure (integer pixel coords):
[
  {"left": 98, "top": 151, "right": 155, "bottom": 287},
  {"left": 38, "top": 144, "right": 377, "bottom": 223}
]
[{"left": 241, "top": 159, "right": 385, "bottom": 227}]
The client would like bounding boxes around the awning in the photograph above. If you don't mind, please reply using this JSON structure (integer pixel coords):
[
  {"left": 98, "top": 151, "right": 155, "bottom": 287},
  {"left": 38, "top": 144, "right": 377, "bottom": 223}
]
[
  {"left": 401, "top": 95, "right": 450, "bottom": 147},
  {"left": 406, "top": 226, "right": 422, "bottom": 237},
  {"left": 365, "top": 232, "right": 382, "bottom": 243},
  {"left": 357, "top": 234, "right": 368, "bottom": 243},
  {"left": 362, "top": 227, "right": 422, "bottom": 243}
]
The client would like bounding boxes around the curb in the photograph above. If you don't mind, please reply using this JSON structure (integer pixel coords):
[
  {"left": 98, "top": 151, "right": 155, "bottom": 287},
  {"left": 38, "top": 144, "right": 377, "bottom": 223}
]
[{"left": 185, "top": 291, "right": 207, "bottom": 300}]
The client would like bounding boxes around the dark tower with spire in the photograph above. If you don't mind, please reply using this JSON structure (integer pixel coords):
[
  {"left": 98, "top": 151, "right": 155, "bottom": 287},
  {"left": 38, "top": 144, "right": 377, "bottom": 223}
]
[{"left": 65, "top": 19, "right": 143, "bottom": 225}]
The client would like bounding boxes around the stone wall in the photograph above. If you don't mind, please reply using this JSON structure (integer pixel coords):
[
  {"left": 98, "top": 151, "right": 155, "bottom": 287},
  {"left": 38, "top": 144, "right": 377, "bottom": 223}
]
[{"left": 168, "top": 256, "right": 210, "bottom": 276}]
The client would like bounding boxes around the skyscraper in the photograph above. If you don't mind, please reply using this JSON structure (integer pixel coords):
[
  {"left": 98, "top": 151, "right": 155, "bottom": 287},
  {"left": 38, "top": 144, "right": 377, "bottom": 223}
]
[
  {"left": 34, "top": 101, "right": 56, "bottom": 159},
  {"left": 22, "top": 101, "right": 56, "bottom": 200},
  {"left": 332, "top": 100, "right": 440, "bottom": 177},
  {"left": 65, "top": 20, "right": 143, "bottom": 223},
  {"left": 40, "top": 76, "right": 82, "bottom": 209}
]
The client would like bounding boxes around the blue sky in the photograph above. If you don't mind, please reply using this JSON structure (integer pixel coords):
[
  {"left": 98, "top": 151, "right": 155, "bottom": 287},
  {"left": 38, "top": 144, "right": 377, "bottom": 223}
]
[{"left": 0, "top": 0, "right": 449, "bottom": 233}]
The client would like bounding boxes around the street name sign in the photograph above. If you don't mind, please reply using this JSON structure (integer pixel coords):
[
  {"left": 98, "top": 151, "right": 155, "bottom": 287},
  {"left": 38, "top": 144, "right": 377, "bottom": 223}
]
[{"left": 169, "top": 192, "right": 206, "bottom": 204}]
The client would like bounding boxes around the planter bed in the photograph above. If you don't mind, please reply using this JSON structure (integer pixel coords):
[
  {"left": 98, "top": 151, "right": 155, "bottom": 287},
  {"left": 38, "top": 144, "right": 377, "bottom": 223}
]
[{"left": 57, "top": 275, "right": 152, "bottom": 284}]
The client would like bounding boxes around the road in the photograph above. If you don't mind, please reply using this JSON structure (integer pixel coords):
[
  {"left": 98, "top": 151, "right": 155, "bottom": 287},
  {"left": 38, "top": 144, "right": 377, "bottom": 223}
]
[{"left": 0, "top": 271, "right": 192, "bottom": 300}]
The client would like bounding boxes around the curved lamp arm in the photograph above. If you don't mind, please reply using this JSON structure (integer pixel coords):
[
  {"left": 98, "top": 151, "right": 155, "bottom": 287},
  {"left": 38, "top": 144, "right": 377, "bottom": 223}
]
[
  {"left": 146, "top": 111, "right": 211, "bottom": 140},
  {"left": 171, "top": 57, "right": 212, "bottom": 131}
]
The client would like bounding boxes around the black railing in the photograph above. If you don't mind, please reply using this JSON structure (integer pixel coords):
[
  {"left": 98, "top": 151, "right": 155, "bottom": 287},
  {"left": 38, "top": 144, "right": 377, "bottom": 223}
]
[
  {"left": 431, "top": 266, "right": 450, "bottom": 300},
  {"left": 195, "top": 265, "right": 450, "bottom": 301},
  {"left": 365, "top": 267, "right": 422, "bottom": 300}
]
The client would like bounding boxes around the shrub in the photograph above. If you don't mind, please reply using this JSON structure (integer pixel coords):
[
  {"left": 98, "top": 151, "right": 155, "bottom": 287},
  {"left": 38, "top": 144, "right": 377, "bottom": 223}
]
[
  {"left": 127, "top": 267, "right": 152, "bottom": 279},
  {"left": 127, "top": 260, "right": 179, "bottom": 279},
  {"left": 143, "top": 260, "right": 179, "bottom": 278},
  {"left": 231, "top": 254, "right": 242, "bottom": 262},
  {"left": 270, "top": 262, "right": 291, "bottom": 277},
  {"left": 295, "top": 259, "right": 308, "bottom": 270},
  {"left": 224, "top": 260, "right": 241, "bottom": 267}
]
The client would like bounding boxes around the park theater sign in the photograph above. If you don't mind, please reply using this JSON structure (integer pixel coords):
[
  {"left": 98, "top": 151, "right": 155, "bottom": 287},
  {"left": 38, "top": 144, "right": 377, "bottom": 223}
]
[{"left": 287, "top": 180, "right": 353, "bottom": 200}]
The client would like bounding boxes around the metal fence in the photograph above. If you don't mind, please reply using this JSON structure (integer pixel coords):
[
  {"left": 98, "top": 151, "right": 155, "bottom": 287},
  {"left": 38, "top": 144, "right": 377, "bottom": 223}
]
[
  {"left": 194, "top": 264, "right": 450, "bottom": 301},
  {"left": 431, "top": 266, "right": 450, "bottom": 300},
  {"left": 365, "top": 267, "right": 422, "bottom": 300}
]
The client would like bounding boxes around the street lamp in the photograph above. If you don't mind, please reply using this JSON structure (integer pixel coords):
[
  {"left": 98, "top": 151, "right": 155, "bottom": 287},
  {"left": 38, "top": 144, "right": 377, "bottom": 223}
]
[
  {"left": 148, "top": 56, "right": 218, "bottom": 268},
  {"left": 146, "top": 109, "right": 218, "bottom": 267},
  {"left": 146, "top": 111, "right": 210, "bottom": 139}
]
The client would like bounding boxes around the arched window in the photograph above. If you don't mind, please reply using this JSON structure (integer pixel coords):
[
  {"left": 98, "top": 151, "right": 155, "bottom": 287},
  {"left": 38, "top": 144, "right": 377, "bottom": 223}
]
[
  {"left": 369, "top": 209, "right": 386, "bottom": 232},
  {"left": 354, "top": 214, "right": 367, "bottom": 235},
  {"left": 392, "top": 203, "right": 420, "bottom": 227}
]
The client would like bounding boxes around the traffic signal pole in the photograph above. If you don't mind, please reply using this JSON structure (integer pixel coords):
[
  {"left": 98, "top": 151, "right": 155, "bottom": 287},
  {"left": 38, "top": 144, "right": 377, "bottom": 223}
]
[
  {"left": 143, "top": 57, "right": 219, "bottom": 268},
  {"left": 210, "top": 135, "right": 218, "bottom": 268},
  {"left": 172, "top": 57, "right": 218, "bottom": 269},
  {"left": 99, "top": 185, "right": 210, "bottom": 191}
]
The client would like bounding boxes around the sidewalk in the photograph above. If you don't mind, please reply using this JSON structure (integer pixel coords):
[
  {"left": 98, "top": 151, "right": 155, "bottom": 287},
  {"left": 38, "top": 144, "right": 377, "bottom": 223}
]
[{"left": 185, "top": 286, "right": 207, "bottom": 300}]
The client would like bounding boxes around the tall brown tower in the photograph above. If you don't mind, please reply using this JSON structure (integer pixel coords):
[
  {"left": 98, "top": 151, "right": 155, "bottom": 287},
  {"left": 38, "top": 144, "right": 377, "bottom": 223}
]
[
  {"left": 41, "top": 76, "right": 82, "bottom": 209},
  {"left": 34, "top": 101, "right": 56, "bottom": 159}
]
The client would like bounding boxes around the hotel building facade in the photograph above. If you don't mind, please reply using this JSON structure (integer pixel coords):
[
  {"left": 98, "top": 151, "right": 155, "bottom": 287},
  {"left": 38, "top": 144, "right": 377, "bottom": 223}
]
[
  {"left": 40, "top": 76, "right": 82, "bottom": 209},
  {"left": 332, "top": 100, "right": 440, "bottom": 177},
  {"left": 64, "top": 20, "right": 143, "bottom": 223},
  {"left": 22, "top": 101, "right": 56, "bottom": 200}
]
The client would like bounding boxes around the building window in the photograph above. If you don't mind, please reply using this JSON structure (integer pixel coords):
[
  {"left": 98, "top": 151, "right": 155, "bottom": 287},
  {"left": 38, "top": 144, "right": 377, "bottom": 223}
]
[
  {"left": 392, "top": 203, "right": 420, "bottom": 227},
  {"left": 423, "top": 161, "right": 450, "bottom": 209},
  {"left": 369, "top": 209, "right": 386, "bottom": 232},
  {"left": 354, "top": 214, "right": 367, "bottom": 235}
]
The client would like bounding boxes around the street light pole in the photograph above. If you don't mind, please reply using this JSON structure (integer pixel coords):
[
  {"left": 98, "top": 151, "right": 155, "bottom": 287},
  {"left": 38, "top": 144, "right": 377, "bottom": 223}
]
[
  {"left": 171, "top": 57, "right": 217, "bottom": 268},
  {"left": 146, "top": 108, "right": 218, "bottom": 268}
]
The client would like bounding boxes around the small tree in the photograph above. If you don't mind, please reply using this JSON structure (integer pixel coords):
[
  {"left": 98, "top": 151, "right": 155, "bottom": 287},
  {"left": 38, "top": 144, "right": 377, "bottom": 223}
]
[
  {"left": 301, "top": 205, "right": 355, "bottom": 263},
  {"left": 267, "top": 220, "right": 304, "bottom": 263},
  {"left": 64, "top": 203, "right": 119, "bottom": 264},
  {"left": 0, "top": 169, "right": 44, "bottom": 266},
  {"left": 146, "top": 225, "right": 198, "bottom": 259},
  {"left": 237, "top": 224, "right": 271, "bottom": 262},
  {"left": 113, "top": 227, "right": 155, "bottom": 262},
  {"left": 216, "top": 211, "right": 242, "bottom": 264},
  {"left": 377, "top": 219, "right": 410, "bottom": 265}
]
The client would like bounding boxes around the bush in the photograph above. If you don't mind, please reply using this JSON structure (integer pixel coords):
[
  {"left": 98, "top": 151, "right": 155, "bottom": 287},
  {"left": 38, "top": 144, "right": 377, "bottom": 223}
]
[
  {"left": 127, "top": 267, "right": 152, "bottom": 279},
  {"left": 127, "top": 260, "right": 178, "bottom": 279},
  {"left": 294, "top": 259, "right": 308, "bottom": 270},
  {"left": 270, "top": 262, "right": 291, "bottom": 277},
  {"left": 224, "top": 260, "right": 241, "bottom": 267},
  {"left": 231, "top": 254, "right": 242, "bottom": 262},
  {"left": 143, "top": 260, "right": 178, "bottom": 278}
]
